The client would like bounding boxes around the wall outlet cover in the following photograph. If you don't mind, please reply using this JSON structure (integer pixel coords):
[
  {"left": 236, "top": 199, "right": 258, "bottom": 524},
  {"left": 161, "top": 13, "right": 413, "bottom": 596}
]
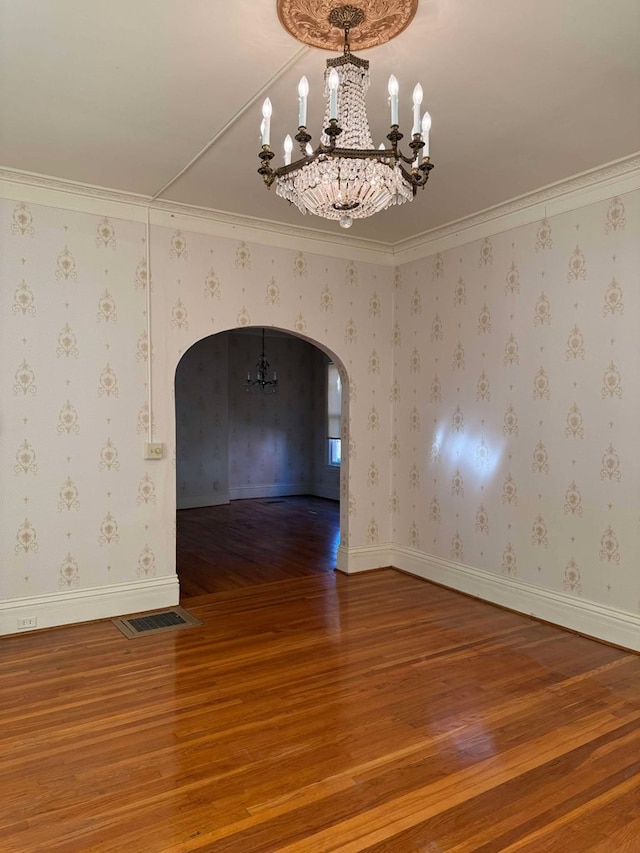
[{"left": 144, "top": 442, "right": 164, "bottom": 460}]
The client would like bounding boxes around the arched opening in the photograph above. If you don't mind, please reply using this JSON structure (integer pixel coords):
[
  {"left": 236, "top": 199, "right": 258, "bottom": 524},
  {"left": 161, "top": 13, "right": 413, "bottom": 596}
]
[{"left": 174, "top": 327, "right": 349, "bottom": 598}]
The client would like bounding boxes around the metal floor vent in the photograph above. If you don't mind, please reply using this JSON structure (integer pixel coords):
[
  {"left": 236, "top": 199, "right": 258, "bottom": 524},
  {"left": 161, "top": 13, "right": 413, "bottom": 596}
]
[{"left": 112, "top": 606, "right": 201, "bottom": 639}]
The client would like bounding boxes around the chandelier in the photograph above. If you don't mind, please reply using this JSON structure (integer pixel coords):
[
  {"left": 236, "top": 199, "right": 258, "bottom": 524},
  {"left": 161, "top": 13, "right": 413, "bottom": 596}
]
[
  {"left": 258, "top": 4, "right": 433, "bottom": 229},
  {"left": 245, "top": 329, "right": 279, "bottom": 394}
]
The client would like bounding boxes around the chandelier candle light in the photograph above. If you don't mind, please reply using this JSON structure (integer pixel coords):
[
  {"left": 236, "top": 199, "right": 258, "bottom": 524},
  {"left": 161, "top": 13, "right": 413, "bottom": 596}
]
[{"left": 258, "top": 5, "right": 433, "bottom": 229}]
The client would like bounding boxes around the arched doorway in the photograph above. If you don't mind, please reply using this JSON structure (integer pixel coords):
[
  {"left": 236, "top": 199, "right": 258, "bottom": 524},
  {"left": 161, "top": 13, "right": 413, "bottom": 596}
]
[{"left": 174, "top": 327, "right": 348, "bottom": 597}]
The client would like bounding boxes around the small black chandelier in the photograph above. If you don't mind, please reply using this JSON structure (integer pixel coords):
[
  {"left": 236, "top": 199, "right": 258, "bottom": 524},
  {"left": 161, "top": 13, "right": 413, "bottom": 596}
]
[
  {"left": 258, "top": 4, "right": 434, "bottom": 229},
  {"left": 245, "top": 329, "right": 278, "bottom": 394}
]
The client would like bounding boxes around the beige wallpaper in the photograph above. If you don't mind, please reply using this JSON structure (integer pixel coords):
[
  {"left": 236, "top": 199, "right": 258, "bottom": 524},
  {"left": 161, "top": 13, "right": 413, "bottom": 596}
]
[
  {"left": 0, "top": 203, "right": 153, "bottom": 598},
  {"left": 1, "top": 202, "right": 393, "bottom": 606},
  {"left": 1, "top": 184, "right": 638, "bottom": 635},
  {"left": 394, "top": 191, "right": 640, "bottom": 614}
]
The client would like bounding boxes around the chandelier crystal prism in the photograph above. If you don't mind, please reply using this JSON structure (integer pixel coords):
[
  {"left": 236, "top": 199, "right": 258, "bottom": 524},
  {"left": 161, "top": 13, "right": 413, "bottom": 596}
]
[{"left": 258, "top": 4, "right": 434, "bottom": 229}]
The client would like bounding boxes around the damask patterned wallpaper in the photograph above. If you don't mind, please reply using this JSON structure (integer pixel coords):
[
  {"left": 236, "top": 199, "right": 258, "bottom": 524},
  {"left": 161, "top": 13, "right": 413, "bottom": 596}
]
[
  {"left": 0, "top": 201, "right": 393, "bottom": 610},
  {"left": 1, "top": 183, "right": 638, "bottom": 635},
  {"left": 0, "top": 202, "right": 154, "bottom": 599},
  {"left": 393, "top": 190, "right": 640, "bottom": 616}
]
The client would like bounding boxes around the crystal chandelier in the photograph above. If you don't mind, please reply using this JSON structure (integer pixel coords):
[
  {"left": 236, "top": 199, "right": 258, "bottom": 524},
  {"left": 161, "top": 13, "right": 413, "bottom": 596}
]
[
  {"left": 245, "top": 329, "right": 278, "bottom": 394},
  {"left": 258, "top": 5, "right": 433, "bottom": 229}
]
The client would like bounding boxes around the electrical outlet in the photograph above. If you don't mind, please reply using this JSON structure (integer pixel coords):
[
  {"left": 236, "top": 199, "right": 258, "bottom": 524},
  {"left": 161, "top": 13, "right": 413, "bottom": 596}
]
[
  {"left": 18, "top": 616, "right": 37, "bottom": 630},
  {"left": 144, "top": 442, "right": 164, "bottom": 460}
]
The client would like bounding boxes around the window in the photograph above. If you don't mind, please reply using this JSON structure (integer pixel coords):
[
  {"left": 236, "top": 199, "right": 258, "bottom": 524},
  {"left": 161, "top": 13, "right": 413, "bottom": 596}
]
[
  {"left": 327, "top": 362, "right": 342, "bottom": 467},
  {"left": 328, "top": 437, "right": 342, "bottom": 466}
]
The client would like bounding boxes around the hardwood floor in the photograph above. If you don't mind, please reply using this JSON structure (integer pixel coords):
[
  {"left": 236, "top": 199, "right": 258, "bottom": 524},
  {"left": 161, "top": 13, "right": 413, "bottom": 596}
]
[
  {"left": 177, "top": 496, "right": 340, "bottom": 598},
  {"left": 1, "top": 497, "right": 640, "bottom": 852}
]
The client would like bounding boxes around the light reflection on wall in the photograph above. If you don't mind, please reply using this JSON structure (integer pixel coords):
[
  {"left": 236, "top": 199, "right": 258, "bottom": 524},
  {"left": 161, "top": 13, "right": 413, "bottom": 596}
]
[{"left": 430, "top": 422, "right": 505, "bottom": 482}]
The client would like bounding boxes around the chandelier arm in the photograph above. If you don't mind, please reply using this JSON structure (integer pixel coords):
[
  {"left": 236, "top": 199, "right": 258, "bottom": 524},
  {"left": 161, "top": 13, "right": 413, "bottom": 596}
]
[
  {"left": 386, "top": 126, "right": 403, "bottom": 153},
  {"left": 398, "top": 161, "right": 434, "bottom": 190},
  {"left": 322, "top": 147, "right": 398, "bottom": 160},
  {"left": 274, "top": 144, "right": 331, "bottom": 178},
  {"left": 258, "top": 146, "right": 276, "bottom": 187},
  {"left": 324, "top": 118, "right": 343, "bottom": 145},
  {"left": 294, "top": 127, "right": 312, "bottom": 154},
  {"left": 398, "top": 163, "right": 419, "bottom": 192},
  {"left": 398, "top": 150, "right": 420, "bottom": 165},
  {"left": 409, "top": 134, "right": 426, "bottom": 157},
  {"left": 418, "top": 157, "right": 434, "bottom": 178},
  {"left": 397, "top": 134, "right": 426, "bottom": 165}
]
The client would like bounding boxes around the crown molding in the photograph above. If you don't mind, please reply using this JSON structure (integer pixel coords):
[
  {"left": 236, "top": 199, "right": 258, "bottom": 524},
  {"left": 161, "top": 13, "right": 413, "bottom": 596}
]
[
  {"left": 392, "top": 152, "right": 640, "bottom": 263},
  {"left": 0, "top": 165, "right": 152, "bottom": 205},
  {"left": 0, "top": 167, "right": 152, "bottom": 223},
  {"left": 0, "top": 166, "right": 389, "bottom": 263},
  {"left": 1, "top": 152, "right": 638, "bottom": 266},
  {"left": 149, "top": 198, "right": 390, "bottom": 262}
]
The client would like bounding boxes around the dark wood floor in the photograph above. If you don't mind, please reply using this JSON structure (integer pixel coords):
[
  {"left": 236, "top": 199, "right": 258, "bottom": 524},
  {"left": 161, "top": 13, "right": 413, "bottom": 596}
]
[
  {"left": 177, "top": 496, "right": 340, "bottom": 598},
  {"left": 1, "top": 497, "right": 640, "bottom": 852}
]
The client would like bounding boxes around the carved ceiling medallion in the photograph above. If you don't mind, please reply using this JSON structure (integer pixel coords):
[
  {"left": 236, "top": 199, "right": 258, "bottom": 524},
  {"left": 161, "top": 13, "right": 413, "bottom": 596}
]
[{"left": 277, "top": 0, "right": 419, "bottom": 51}]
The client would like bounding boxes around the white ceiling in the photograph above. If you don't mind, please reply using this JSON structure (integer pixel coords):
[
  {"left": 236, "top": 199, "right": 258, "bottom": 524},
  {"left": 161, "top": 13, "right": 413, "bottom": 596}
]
[{"left": 1, "top": 0, "right": 638, "bottom": 245}]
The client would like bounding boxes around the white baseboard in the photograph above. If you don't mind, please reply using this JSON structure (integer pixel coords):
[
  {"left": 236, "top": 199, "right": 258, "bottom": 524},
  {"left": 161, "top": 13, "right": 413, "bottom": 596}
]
[
  {"left": 391, "top": 546, "right": 640, "bottom": 652},
  {"left": 228, "top": 483, "right": 311, "bottom": 500},
  {"left": 0, "top": 576, "right": 179, "bottom": 636},
  {"left": 336, "top": 543, "right": 393, "bottom": 574}
]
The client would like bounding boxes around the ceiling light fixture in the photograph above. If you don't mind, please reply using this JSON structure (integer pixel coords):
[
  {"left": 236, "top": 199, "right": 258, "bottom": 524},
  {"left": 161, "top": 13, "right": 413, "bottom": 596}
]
[
  {"left": 245, "top": 329, "right": 279, "bottom": 394},
  {"left": 258, "top": 4, "right": 433, "bottom": 229}
]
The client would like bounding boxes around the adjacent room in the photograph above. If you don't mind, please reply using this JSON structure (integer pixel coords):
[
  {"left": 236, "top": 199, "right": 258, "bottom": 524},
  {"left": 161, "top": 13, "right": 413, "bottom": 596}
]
[
  {"left": 175, "top": 328, "right": 341, "bottom": 595},
  {"left": 1, "top": 0, "right": 639, "bottom": 850}
]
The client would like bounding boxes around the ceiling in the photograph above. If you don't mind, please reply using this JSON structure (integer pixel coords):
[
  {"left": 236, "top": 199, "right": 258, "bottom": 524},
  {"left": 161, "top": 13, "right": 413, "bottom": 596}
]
[{"left": 1, "top": 0, "right": 638, "bottom": 246}]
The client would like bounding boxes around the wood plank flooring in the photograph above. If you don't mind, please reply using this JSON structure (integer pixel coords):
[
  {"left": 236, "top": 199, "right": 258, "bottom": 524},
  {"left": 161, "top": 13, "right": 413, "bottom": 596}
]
[
  {"left": 177, "top": 496, "right": 340, "bottom": 599},
  {"left": 1, "top": 497, "right": 639, "bottom": 852}
]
